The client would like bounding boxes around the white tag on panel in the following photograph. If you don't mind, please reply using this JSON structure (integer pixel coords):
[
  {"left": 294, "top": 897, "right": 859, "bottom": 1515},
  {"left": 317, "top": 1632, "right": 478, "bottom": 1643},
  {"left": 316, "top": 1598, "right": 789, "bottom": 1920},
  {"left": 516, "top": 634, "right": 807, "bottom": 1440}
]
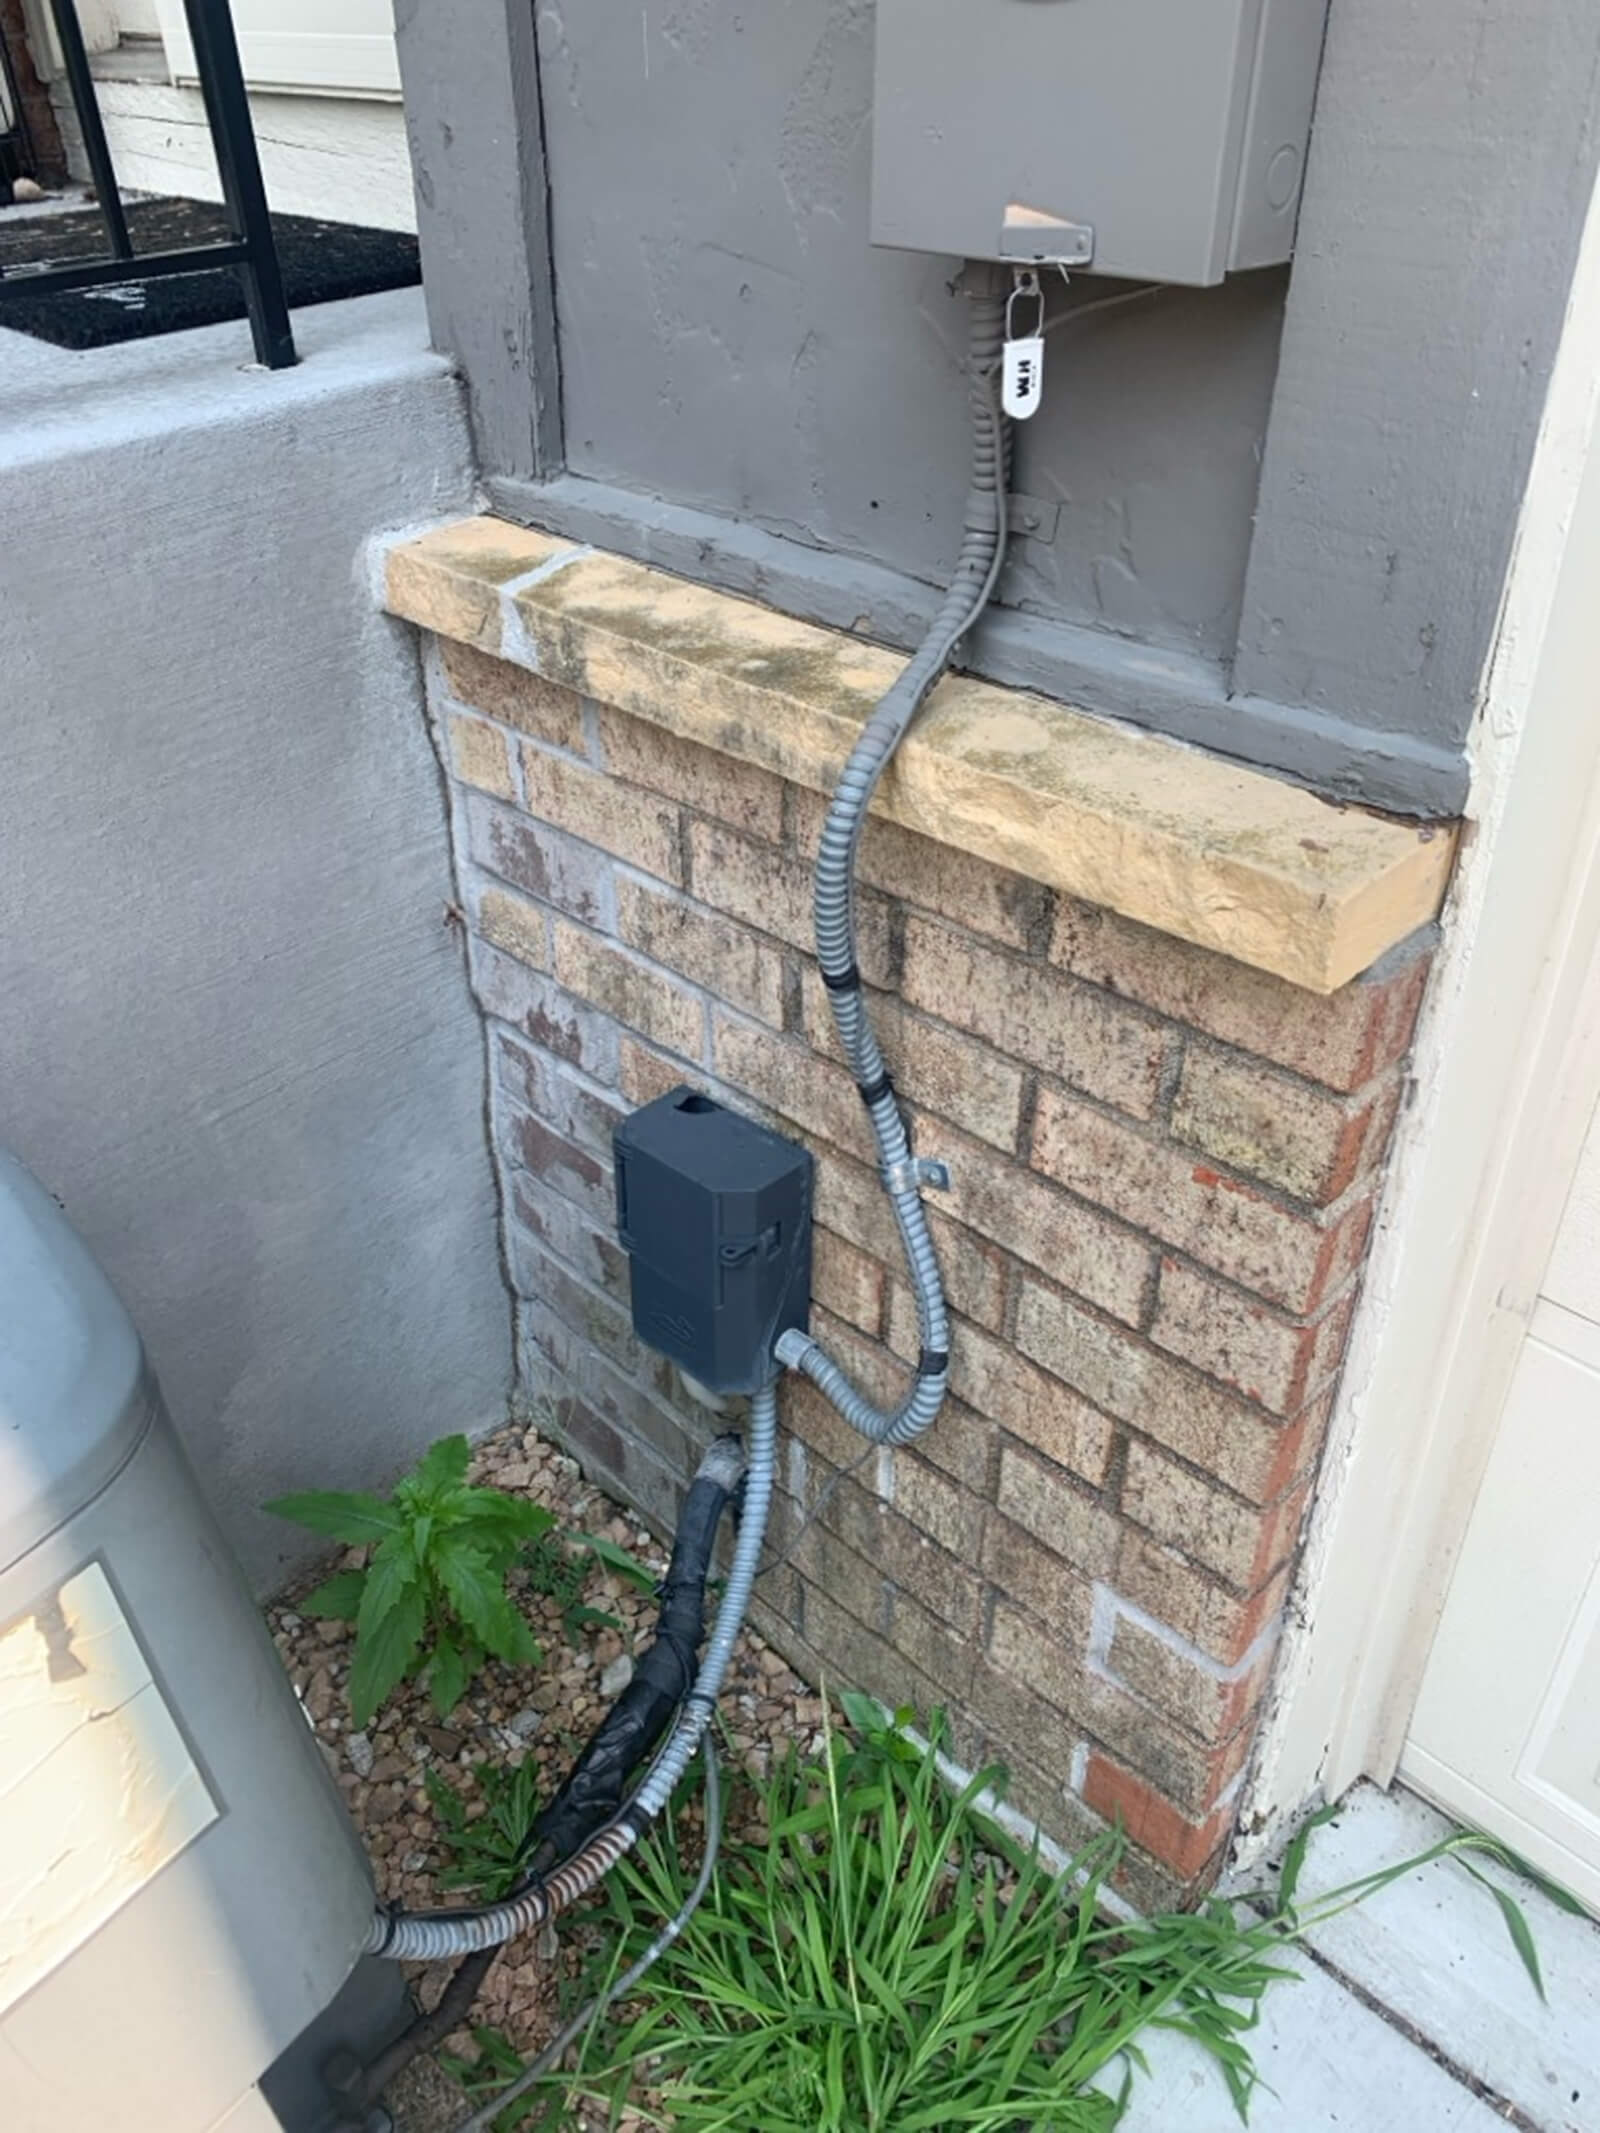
[
  {"left": 1002, "top": 269, "right": 1047, "bottom": 421},
  {"left": 1002, "top": 334, "right": 1045, "bottom": 420}
]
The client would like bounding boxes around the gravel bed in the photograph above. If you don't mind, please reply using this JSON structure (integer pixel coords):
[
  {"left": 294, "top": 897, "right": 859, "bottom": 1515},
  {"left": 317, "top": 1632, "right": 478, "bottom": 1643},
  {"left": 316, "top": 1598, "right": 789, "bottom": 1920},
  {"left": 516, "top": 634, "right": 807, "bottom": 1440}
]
[{"left": 268, "top": 1416, "right": 830, "bottom": 2130}]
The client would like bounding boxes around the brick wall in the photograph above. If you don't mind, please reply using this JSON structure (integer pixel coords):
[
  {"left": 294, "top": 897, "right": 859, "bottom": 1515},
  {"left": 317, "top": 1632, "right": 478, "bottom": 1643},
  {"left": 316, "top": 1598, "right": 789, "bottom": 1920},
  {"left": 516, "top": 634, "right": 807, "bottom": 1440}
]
[{"left": 425, "top": 631, "right": 1430, "bottom": 1907}]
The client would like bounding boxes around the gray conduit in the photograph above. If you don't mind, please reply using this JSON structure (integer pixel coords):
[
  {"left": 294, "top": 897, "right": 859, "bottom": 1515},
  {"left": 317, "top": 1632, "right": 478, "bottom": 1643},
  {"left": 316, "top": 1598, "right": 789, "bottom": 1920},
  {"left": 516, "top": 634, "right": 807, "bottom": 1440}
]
[
  {"left": 775, "top": 278, "right": 1012, "bottom": 1447},
  {"left": 364, "top": 283, "right": 1010, "bottom": 1981}
]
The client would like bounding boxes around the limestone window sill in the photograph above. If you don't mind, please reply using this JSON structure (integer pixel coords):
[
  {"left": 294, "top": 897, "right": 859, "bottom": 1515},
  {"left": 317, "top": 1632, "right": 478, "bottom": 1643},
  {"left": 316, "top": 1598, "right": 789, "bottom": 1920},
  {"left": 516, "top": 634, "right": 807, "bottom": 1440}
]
[{"left": 381, "top": 516, "right": 1457, "bottom": 995}]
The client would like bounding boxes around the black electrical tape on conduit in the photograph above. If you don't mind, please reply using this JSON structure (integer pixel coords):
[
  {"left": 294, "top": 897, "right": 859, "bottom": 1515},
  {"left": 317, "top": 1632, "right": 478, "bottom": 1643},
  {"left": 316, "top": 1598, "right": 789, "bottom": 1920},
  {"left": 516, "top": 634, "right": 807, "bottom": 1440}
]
[{"left": 515, "top": 1435, "right": 743, "bottom": 1880}]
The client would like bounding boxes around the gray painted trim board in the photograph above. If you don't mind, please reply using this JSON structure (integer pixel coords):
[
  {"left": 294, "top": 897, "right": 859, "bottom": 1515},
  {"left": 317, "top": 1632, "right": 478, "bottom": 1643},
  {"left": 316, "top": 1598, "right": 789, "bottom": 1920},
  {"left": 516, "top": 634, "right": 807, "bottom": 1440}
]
[
  {"left": 393, "top": 0, "right": 562, "bottom": 481},
  {"left": 490, "top": 470, "right": 1469, "bottom": 817}
]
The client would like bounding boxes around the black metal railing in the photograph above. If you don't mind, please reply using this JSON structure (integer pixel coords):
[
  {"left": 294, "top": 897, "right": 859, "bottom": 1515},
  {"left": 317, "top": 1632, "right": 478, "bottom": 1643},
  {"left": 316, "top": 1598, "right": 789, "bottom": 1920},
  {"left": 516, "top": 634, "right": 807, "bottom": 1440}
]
[{"left": 0, "top": 0, "right": 294, "bottom": 367}]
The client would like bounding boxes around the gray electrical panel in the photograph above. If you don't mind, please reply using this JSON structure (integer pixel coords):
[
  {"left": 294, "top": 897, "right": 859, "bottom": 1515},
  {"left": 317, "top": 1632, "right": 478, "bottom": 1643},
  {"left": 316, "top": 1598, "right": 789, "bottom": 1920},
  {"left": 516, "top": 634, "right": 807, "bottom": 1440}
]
[{"left": 870, "top": 0, "right": 1331, "bottom": 287}]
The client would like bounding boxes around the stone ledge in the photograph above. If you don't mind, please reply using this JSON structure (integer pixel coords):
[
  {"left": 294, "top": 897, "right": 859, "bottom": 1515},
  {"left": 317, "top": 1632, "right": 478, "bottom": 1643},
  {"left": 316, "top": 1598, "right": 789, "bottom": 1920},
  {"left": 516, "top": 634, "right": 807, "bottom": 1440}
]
[{"left": 381, "top": 516, "right": 1458, "bottom": 994}]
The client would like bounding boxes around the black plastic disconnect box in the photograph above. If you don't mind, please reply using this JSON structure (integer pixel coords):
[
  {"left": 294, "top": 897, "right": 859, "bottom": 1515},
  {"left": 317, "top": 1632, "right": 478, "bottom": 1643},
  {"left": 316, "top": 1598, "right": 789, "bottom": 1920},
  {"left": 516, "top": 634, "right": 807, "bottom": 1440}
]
[{"left": 614, "top": 1087, "right": 813, "bottom": 1394}]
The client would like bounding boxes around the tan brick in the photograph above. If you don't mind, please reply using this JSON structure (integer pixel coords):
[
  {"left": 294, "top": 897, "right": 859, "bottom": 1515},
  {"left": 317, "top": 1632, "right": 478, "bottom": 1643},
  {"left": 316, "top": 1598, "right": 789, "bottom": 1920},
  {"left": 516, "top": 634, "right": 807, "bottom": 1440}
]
[
  {"left": 888, "top": 1290, "right": 1113, "bottom": 1486},
  {"left": 902, "top": 915, "right": 1166, "bottom": 1119},
  {"left": 980, "top": 1518, "right": 1096, "bottom": 1642},
  {"left": 988, "top": 1595, "right": 1089, "bottom": 1710},
  {"left": 794, "top": 1309, "right": 996, "bottom": 1496},
  {"left": 1121, "top": 1440, "right": 1308, "bottom": 1589},
  {"left": 617, "top": 1036, "right": 707, "bottom": 1111},
  {"left": 910, "top": 1112, "right": 1152, "bottom": 1325},
  {"left": 508, "top": 1172, "right": 628, "bottom": 1301},
  {"left": 597, "top": 706, "right": 784, "bottom": 840},
  {"left": 1172, "top": 1046, "right": 1403, "bottom": 1206},
  {"left": 800, "top": 1581, "right": 945, "bottom": 1721},
  {"left": 1051, "top": 900, "right": 1432, "bottom": 1094},
  {"left": 446, "top": 711, "right": 517, "bottom": 799},
  {"left": 615, "top": 875, "right": 784, "bottom": 1027},
  {"left": 465, "top": 791, "right": 613, "bottom": 928},
  {"left": 995, "top": 1442, "right": 1120, "bottom": 1579},
  {"left": 688, "top": 818, "right": 892, "bottom": 983},
  {"left": 552, "top": 921, "right": 704, "bottom": 1057},
  {"left": 1150, "top": 1259, "right": 1354, "bottom": 1416},
  {"left": 828, "top": 1480, "right": 983, "bottom": 1634},
  {"left": 815, "top": 1154, "right": 1007, "bottom": 1331},
  {"left": 1081, "top": 1755, "right": 1234, "bottom": 1881},
  {"left": 500, "top": 1104, "right": 612, "bottom": 1223},
  {"left": 1013, "top": 1279, "right": 1304, "bottom": 1503},
  {"left": 887, "top": 1586, "right": 977, "bottom": 1699},
  {"left": 1076, "top": 1674, "right": 1252, "bottom": 1818},
  {"left": 965, "top": 1656, "right": 1082, "bottom": 1770},
  {"left": 474, "top": 942, "right": 618, "bottom": 1080},
  {"left": 712, "top": 1013, "right": 876, "bottom": 1161},
  {"left": 477, "top": 883, "right": 548, "bottom": 970},
  {"left": 522, "top": 746, "right": 683, "bottom": 882},
  {"left": 793, "top": 786, "right": 1048, "bottom": 950},
  {"left": 1105, "top": 1612, "right": 1280, "bottom": 1746},
  {"left": 802, "top": 970, "right": 1025, "bottom": 1152},
  {"left": 441, "top": 638, "right": 588, "bottom": 751},
  {"left": 811, "top": 1226, "right": 884, "bottom": 1336},
  {"left": 495, "top": 1030, "right": 624, "bottom": 1156},
  {"left": 1031, "top": 1085, "right": 1372, "bottom": 1314},
  {"left": 788, "top": 1520, "right": 893, "bottom": 1634},
  {"left": 888, "top": 1452, "right": 984, "bottom": 1559},
  {"left": 1114, "top": 1533, "right": 1292, "bottom": 1664}
]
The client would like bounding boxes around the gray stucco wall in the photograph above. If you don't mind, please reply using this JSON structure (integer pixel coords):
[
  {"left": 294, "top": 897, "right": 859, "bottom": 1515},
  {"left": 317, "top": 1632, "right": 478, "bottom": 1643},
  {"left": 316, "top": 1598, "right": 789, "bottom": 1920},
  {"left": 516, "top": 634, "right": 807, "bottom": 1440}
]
[
  {"left": 400, "top": 0, "right": 1600, "bottom": 818},
  {"left": 0, "top": 288, "right": 511, "bottom": 1589}
]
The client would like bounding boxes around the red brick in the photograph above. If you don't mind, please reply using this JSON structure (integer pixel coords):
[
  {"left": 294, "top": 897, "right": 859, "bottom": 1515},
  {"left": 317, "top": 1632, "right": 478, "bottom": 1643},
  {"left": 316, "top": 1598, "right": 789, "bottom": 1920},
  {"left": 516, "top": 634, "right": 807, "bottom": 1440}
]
[
  {"left": 1031, "top": 1085, "right": 1374, "bottom": 1314},
  {"left": 1082, "top": 1754, "right": 1234, "bottom": 1881},
  {"left": 1077, "top": 1675, "right": 1253, "bottom": 1818},
  {"left": 1113, "top": 1534, "right": 1293, "bottom": 1665},
  {"left": 1050, "top": 899, "right": 1432, "bottom": 1094},
  {"left": 902, "top": 915, "right": 1167, "bottom": 1119},
  {"left": 1104, "top": 1611, "right": 1280, "bottom": 1746}
]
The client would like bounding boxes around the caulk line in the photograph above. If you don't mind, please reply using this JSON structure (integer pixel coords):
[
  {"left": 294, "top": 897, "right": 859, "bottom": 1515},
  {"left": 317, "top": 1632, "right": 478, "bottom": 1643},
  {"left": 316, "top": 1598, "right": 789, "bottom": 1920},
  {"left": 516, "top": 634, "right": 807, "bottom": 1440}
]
[{"left": 498, "top": 545, "right": 595, "bottom": 672}]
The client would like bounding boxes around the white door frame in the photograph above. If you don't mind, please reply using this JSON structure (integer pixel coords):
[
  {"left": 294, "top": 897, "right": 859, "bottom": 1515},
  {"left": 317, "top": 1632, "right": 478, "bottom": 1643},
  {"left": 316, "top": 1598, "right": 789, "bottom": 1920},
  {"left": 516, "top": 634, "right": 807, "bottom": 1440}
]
[{"left": 1241, "top": 161, "right": 1600, "bottom": 1855}]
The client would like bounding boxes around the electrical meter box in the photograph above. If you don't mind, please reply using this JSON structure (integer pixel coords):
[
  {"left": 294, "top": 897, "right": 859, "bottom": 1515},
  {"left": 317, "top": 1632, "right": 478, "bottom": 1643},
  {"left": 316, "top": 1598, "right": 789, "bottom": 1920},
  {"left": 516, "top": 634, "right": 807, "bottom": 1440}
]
[
  {"left": 870, "top": 0, "right": 1331, "bottom": 286},
  {"left": 615, "top": 1087, "right": 813, "bottom": 1395}
]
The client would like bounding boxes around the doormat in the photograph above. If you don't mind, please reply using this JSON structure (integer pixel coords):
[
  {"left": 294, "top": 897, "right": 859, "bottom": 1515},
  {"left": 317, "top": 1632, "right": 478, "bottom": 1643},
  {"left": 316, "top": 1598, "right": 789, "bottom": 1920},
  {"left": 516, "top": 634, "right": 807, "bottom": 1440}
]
[{"left": 0, "top": 195, "right": 420, "bottom": 350}]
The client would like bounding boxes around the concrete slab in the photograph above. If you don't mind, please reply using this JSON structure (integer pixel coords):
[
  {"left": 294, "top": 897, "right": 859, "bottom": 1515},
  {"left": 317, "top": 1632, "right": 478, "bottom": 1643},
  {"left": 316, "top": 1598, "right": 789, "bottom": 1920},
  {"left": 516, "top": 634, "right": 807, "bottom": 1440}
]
[
  {"left": 1110, "top": 1946, "right": 1514, "bottom": 2133},
  {"left": 1292, "top": 1785, "right": 1600, "bottom": 2133}
]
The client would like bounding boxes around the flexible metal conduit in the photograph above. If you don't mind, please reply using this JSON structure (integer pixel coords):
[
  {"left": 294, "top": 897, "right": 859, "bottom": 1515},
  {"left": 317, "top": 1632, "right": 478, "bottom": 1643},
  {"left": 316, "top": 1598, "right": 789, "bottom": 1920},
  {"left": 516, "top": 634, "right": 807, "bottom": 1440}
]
[
  {"left": 363, "top": 1387, "right": 777, "bottom": 1961},
  {"left": 775, "top": 279, "right": 1012, "bottom": 1447}
]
